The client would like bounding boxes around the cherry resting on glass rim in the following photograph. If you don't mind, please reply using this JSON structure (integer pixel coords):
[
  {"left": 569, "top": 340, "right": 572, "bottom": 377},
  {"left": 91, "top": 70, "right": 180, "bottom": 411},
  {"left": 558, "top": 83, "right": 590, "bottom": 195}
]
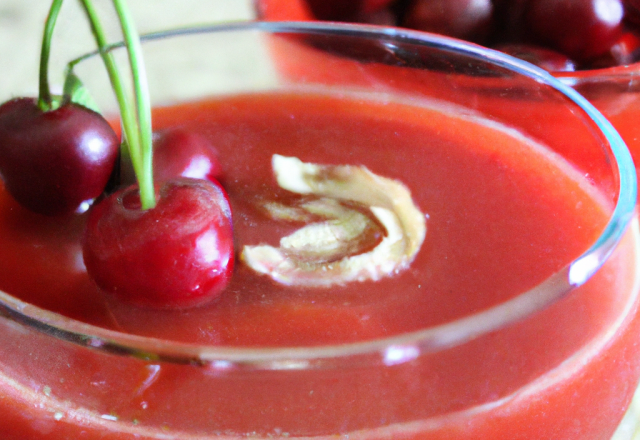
[
  {"left": 83, "top": 177, "right": 234, "bottom": 309},
  {"left": 0, "top": 98, "right": 119, "bottom": 216}
]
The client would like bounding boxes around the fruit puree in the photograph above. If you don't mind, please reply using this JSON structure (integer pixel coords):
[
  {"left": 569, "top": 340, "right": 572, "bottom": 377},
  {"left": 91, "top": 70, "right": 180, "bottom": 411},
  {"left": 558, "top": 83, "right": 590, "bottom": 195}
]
[{"left": 0, "top": 91, "right": 637, "bottom": 439}]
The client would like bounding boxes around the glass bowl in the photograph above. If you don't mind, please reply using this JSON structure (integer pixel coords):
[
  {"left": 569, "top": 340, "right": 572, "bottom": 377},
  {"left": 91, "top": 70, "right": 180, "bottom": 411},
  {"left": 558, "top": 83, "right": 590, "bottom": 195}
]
[
  {"left": 0, "top": 21, "right": 637, "bottom": 440},
  {"left": 254, "top": 0, "right": 640, "bottom": 181}
]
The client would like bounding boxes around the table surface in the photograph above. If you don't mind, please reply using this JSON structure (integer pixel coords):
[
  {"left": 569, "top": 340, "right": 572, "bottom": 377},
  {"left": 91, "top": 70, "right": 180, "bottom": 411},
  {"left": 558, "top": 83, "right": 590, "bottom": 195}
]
[
  {"left": 0, "top": 0, "right": 254, "bottom": 101},
  {"left": 1, "top": 1, "right": 640, "bottom": 439}
]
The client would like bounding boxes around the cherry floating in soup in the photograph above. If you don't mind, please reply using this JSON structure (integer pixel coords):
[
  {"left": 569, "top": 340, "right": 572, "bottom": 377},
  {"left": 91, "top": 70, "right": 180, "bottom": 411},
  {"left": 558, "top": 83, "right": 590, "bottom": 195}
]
[{"left": 83, "top": 177, "right": 234, "bottom": 310}]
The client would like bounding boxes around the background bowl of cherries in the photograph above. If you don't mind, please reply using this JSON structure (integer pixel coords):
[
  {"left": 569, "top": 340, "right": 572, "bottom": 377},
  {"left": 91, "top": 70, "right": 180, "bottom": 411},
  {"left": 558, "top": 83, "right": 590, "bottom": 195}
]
[{"left": 256, "top": 0, "right": 640, "bottom": 174}]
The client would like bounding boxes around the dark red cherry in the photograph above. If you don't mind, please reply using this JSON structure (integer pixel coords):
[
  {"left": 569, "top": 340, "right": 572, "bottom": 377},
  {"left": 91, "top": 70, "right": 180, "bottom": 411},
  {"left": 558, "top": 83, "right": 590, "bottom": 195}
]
[
  {"left": 305, "top": 0, "right": 362, "bottom": 20},
  {"left": 0, "top": 98, "right": 119, "bottom": 216},
  {"left": 356, "top": 7, "right": 398, "bottom": 26},
  {"left": 304, "top": 0, "right": 396, "bottom": 21},
  {"left": 83, "top": 177, "right": 234, "bottom": 309},
  {"left": 361, "top": 0, "right": 397, "bottom": 14},
  {"left": 121, "top": 128, "right": 223, "bottom": 186},
  {"left": 587, "top": 29, "right": 640, "bottom": 67},
  {"left": 524, "top": 0, "right": 625, "bottom": 62},
  {"left": 491, "top": 0, "right": 531, "bottom": 41},
  {"left": 624, "top": 0, "right": 640, "bottom": 24},
  {"left": 121, "top": 128, "right": 222, "bottom": 186},
  {"left": 495, "top": 43, "right": 577, "bottom": 72},
  {"left": 153, "top": 128, "right": 223, "bottom": 183},
  {"left": 402, "top": 0, "right": 494, "bottom": 43}
]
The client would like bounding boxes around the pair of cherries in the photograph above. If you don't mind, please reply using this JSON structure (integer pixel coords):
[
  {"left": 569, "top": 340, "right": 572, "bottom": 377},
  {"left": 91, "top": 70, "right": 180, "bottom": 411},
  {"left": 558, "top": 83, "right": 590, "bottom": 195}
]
[
  {"left": 302, "top": 0, "right": 640, "bottom": 71},
  {"left": 0, "top": 98, "right": 233, "bottom": 309}
]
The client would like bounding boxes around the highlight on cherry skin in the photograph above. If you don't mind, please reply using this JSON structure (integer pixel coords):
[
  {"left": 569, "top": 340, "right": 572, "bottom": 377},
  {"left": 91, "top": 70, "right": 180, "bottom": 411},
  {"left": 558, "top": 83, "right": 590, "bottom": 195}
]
[
  {"left": 82, "top": 177, "right": 234, "bottom": 310},
  {"left": 0, "top": 97, "right": 120, "bottom": 216}
]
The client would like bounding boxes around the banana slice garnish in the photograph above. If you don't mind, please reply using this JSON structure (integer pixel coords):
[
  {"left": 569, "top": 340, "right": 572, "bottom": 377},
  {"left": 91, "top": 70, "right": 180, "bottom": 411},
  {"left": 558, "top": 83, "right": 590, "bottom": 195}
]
[{"left": 241, "top": 155, "right": 426, "bottom": 287}]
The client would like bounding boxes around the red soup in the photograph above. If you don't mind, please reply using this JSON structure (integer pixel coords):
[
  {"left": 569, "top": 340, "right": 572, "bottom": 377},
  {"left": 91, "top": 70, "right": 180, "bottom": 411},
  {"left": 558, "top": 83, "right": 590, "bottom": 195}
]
[{"left": 0, "top": 90, "right": 637, "bottom": 439}]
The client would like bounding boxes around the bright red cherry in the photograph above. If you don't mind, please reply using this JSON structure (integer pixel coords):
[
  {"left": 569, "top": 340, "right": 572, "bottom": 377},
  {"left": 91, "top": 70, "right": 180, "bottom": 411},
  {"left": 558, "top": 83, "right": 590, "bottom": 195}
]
[
  {"left": 121, "top": 128, "right": 222, "bottom": 186},
  {"left": 524, "top": 0, "right": 625, "bottom": 62},
  {"left": 402, "top": 0, "right": 494, "bottom": 43},
  {"left": 121, "top": 128, "right": 223, "bottom": 186},
  {"left": 495, "top": 43, "right": 577, "bottom": 72},
  {"left": 0, "top": 98, "right": 119, "bottom": 216},
  {"left": 152, "top": 128, "right": 223, "bottom": 183},
  {"left": 83, "top": 177, "right": 234, "bottom": 309}
]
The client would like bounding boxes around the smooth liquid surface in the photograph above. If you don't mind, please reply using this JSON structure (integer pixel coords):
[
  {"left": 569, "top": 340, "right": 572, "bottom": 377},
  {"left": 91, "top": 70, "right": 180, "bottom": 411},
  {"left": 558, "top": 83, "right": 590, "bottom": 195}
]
[
  {"left": 0, "top": 92, "right": 611, "bottom": 345},
  {"left": 0, "top": 92, "right": 636, "bottom": 439}
]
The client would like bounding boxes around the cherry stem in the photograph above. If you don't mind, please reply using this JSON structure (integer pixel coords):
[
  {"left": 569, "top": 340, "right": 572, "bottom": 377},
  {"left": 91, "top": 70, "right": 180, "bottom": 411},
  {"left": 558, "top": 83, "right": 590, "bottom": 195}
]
[
  {"left": 112, "top": 0, "right": 155, "bottom": 210},
  {"left": 37, "top": 0, "right": 64, "bottom": 111},
  {"left": 77, "top": 0, "right": 144, "bottom": 199},
  {"left": 77, "top": 0, "right": 155, "bottom": 209}
]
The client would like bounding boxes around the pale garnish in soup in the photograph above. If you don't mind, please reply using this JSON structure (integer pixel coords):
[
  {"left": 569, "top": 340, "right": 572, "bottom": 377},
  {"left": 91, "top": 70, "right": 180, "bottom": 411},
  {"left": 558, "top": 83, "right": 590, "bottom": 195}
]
[{"left": 241, "top": 154, "right": 427, "bottom": 286}]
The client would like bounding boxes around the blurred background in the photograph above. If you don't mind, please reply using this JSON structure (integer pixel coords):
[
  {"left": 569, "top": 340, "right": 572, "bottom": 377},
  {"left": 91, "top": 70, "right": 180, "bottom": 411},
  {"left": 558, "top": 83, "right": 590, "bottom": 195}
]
[{"left": 0, "top": 0, "right": 254, "bottom": 101}]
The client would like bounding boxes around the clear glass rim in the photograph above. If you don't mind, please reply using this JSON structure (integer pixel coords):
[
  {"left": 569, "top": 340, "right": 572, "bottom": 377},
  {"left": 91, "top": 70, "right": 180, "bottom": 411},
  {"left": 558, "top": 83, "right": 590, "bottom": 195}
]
[
  {"left": 553, "top": 60, "right": 640, "bottom": 82},
  {"left": 0, "top": 21, "right": 635, "bottom": 370}
]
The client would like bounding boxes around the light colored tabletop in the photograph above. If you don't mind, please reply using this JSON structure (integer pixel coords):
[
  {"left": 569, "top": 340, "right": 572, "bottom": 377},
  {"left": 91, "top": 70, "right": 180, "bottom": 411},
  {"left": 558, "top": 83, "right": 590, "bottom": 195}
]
[{"left": 0, "top": 0, "right": 255, "bottom": 101}]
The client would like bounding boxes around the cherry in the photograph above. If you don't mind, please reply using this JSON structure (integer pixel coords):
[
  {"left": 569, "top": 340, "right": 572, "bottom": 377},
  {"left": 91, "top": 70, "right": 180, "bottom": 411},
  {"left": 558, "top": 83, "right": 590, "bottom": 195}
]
[
  {"left": 361, "top": 0, "right": 397, "bottom": 14},
  {"left": 120, "top": 128, "right": 223, "bottom": 186},
  {"left": 491, "top": 0, "right": 531, "bottom": 41},
  {"left": 356, "top": 7, "right": 398, "bottom": 26},
  {"left": 0, "top": 98, "right": 119, "bottom": 216},
  {"left": 83, "top": 177, "right": 234, "bottom": 309},
  {"left": 495, "top": 43, "right": 577, "bottom": 72},
  {"left": 305, "top": 0, "right": 363, "bottom": 20},
  {"left": 624, "top": 0, "right": 640, "bottom": 24},
  {"left": 524, "top": 0, "right": 625, "bottom": 62},
  {"left": 152, "top": 128, "right": 223, "bottom": 183},
  {"left": 588, "top": 29, "right": 640, "bottom": 67},
  {"left": 402, "top": 0, "right": 494, "bottom": 43}
]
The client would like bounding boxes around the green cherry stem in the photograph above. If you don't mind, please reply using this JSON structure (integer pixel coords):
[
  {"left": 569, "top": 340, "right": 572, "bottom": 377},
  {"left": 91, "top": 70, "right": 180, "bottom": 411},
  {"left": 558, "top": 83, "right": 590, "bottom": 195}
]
[
  {"left": 112, "top": 0, "right": 155, "bottom": 210},
  {"left": 37, "top": 0, "right": 64, "bottom": 111},
  {"left": 77, "top": 0, "right": 143, "bottom": 192},
  {"left": 77, "top": 0, "right": 155, "bottom": 209},
  {"left": 37, "top": 0, "right": 154, "bottom": 208}
]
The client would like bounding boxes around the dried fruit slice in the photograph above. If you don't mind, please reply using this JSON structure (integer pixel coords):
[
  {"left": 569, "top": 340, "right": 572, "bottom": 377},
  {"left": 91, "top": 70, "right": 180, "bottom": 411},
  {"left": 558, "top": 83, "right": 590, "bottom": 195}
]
[{"left": 241, "top": 155, "right": 426, "bottom": 287}]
